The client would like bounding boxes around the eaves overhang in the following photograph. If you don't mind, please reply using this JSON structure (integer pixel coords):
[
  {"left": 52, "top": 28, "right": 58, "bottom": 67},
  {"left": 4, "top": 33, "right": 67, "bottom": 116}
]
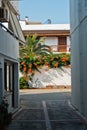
[{"left": 23, "top": 30, "right": 70, "bottom": 37}]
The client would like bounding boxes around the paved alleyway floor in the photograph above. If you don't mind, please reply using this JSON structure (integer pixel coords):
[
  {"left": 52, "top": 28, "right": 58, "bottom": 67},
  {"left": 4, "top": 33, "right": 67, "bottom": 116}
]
[{"left": 6, "top": 89, "right": 87, "bottom": 130}]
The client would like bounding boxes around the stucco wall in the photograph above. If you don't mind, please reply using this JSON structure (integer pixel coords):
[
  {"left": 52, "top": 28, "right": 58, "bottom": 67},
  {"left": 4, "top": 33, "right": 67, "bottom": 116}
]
[
  {"left": 70, "top": 0, "right": 87, "bottom": 118},
  {"left": 0, "top": 25, "right": 19, "bottom": 110},
  {"left": 79, "top": 18, "right": 87, "bottom": 116},
  {"left": 0, "top": 26, "right": 18, "bottom": 60},
  {"left": 70, "top": 0, "right": 80, "bottom": 33}
]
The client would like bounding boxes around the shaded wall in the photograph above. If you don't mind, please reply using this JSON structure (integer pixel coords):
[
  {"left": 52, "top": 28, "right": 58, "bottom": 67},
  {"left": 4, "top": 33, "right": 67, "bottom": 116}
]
[
  {"left": 0, "top": 25, "right": 19, "bottom": 111},
  {"left": 70, "top": 0, "right": 87, "bottom": 118}
]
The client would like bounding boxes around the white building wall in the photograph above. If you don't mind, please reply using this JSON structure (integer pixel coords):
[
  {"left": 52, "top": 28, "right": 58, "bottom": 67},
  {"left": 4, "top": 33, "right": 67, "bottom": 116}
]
[
  {"left": 70, "top": 0, "right": 80, "bottom": 33},
  {"left": 0, "top": 26, "right": 18, "bottom": 60},
  {"left": 0, "top": 0, "right": 2, "bottom": 7},
  {"left": 44, "top": 37, "right": 58, "bottom": 52},
  {"left": 70, "top": 0, "right": 87, "bottom": 118},
  {"left": 44, "top": 37, "right": 58, "bottom": 46},
  {"left": 67, "top": 36, "right": 70, "bottom": 51},
  {"left": 10, "top": 1, "right": 19, "bottom": 13},
  {"left": 0, "top": 25, "right": 19, "bottom": 111}
]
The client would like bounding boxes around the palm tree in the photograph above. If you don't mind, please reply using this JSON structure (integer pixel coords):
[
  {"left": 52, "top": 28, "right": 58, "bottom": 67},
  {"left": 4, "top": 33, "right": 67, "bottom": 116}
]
[{"left": 19, "top": 34, "right": 52, "bottom": 60}]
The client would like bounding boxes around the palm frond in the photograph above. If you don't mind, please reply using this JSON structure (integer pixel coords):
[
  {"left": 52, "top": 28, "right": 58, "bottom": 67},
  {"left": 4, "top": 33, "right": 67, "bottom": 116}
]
[{"left": 19, "top": 33, "right": 52, "bottom": 59}]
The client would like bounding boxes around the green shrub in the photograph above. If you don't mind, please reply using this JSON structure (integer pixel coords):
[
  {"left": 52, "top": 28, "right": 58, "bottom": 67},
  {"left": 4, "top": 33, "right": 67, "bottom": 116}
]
[
  {"left": 19, "top": 77, "right": 28, "bottom": 89},
  {"left": 19, "top": 53, "right": 71, "bottom": 77},
  {"left": 0, "top": 100, "right": 12, "bottom": 128}
]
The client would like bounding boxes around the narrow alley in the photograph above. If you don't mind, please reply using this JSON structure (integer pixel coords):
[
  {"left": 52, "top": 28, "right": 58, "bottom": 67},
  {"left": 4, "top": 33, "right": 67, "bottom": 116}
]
[{"left": 6, "top": 89, "right": 87, "bottom": 130}]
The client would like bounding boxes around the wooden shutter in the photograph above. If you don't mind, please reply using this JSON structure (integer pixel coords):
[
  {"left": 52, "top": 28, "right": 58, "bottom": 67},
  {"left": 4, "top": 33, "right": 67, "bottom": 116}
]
[{"left": 58, "top": 36, "right": 67, "bottom": 52}]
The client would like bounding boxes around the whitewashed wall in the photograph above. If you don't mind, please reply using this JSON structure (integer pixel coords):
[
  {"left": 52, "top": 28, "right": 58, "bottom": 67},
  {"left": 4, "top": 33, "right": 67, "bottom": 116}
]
[
  {"left": 0, "top": 26, "right": 18, "bottom": 60},
  {"left": 67, "top": 36, "right": 70, "bottom": 51},
  {"left": 0, "top": 25, "right": 19, "bottom": 111},
  {"left": 44, "top": 37, "right": 58, "bottom": 46},
  {"left": 44, "top": 37, "right": 58, "bottom": 52},
  {"left": 10, "top": 1, "right": 19, "bottom": 13},
  {"left": 70, "top": 0, "right": 87, "bottom": 118}
]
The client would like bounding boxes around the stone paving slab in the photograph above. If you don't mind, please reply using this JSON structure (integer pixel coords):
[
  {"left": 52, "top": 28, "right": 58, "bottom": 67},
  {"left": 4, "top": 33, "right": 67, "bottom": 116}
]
[
  {"left": 51, "top": 121, "right": 87, "bottom": 130},
  {"left": 46, "top": 100, "right": 70, "bottom": 108},
  {"left": 47, "top": 100, "right": 81, "bottom": 120},
  {"left": 20, "top": 91, "right": 71, "bottom": 101},
  {"left": 14, "top": 109, "right": 45, "bottom": 120},
  {"left": 20, "top": 101, "right": 43, "bottom": 109},
  {"left": 48, "top": 108, "right": 81, "bottom": 120},
  {"left": 6, "top": 121, "right": 46, "bottom": 130},
  {"left": 5, "top": 90, "right": 87, "bottom": 130}
]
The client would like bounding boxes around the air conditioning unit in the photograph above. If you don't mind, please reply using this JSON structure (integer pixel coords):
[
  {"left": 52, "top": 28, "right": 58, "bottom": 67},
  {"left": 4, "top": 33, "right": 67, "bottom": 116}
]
[{"left": 0, "top": 8, "right": 9, "bottom": 22}]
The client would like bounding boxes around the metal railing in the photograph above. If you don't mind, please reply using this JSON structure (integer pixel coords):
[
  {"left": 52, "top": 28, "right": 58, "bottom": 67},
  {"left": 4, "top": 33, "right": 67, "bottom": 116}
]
[{"left": 0, "top": 22, "right": 18, "bottom": 40}]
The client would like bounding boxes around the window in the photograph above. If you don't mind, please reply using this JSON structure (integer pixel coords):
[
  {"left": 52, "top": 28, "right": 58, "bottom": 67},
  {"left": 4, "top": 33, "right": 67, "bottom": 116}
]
[{"left": 4, "top": 62, "right": 14, "bottom": 92}]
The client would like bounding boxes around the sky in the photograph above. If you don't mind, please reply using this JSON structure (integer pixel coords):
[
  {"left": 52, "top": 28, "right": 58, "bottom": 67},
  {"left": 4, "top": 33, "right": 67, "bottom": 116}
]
[{"left": 19, "top": 0, "right": 70, "bottom": 24}]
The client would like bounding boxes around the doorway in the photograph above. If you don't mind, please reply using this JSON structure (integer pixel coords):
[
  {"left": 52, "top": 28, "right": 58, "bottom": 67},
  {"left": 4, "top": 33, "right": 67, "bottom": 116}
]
[{"left": 4, "top": 62, "right": 14, "bottom": 108}]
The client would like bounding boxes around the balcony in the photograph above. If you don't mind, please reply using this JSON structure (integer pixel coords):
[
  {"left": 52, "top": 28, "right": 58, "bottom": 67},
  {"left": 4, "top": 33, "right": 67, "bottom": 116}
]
[
  {"left": 58, "top": 45, "right": 70, "bottom": 52},
  {"left": 0, "top": 23, "right": 19, "bottom": 60}
]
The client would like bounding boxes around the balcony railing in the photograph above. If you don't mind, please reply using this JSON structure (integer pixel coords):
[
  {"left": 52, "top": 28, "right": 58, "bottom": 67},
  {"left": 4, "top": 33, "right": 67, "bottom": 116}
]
[
  {"left": 0, "top": 22, "right": 18, "bottom": 59},
  {"left": 0, "top": 22, "right": 18, "bottom": 40},
  {"left": 58, "top": 45, "right": 70, "bottom": 52}
]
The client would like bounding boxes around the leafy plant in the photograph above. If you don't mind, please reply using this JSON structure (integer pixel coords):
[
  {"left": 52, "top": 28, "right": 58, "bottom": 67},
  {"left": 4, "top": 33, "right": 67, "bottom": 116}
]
[
  {"left": 19, "top": 34, "right": 70, "bottom": 83},
  {"left": 19, "top": 53, "right": 70, "bottom": 84},
  {"left": 0, "top": 99, "right": 12, "bottom": 128},
  {"left": 19, "top": 34, "right": 52, "bottom": 60},
  {"left": 19, "top": 76, "right": 28, "bottom": 89}
]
